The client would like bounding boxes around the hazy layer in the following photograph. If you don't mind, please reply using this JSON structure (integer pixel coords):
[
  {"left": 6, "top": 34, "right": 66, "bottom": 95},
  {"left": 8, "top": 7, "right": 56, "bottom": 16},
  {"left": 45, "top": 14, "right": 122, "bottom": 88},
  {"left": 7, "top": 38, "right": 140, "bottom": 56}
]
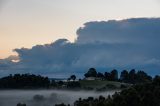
[{"left": 0, "top": 90, "right": 116, "bottom": 106}]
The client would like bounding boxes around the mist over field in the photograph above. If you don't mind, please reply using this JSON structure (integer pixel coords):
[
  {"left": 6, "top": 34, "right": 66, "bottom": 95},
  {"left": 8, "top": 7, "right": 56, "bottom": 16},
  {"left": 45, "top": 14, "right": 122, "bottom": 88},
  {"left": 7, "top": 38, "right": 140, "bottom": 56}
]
[{"left": 0, "top": 90, "right": 116, "bottom": 106}]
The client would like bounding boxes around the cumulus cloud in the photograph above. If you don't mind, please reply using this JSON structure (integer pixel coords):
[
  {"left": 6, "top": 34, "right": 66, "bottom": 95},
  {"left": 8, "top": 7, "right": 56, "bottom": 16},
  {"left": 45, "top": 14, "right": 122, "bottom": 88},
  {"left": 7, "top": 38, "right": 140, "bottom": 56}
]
[
  {"left": 0, "top": 18, "right": 160, "bottom": 77},
  {"left": 76, "top": 18, "right": 160, "bottom": 45}
]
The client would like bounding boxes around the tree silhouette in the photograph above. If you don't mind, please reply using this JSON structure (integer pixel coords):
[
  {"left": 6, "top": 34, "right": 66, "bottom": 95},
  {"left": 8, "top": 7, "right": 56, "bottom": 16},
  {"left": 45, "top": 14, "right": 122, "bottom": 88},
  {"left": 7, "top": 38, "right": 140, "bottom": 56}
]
[
  {"left": 128, "top": 69, "right": 136, "bottom": 83},
  {"left": 120, "top": 70, "right": 129, "bottom": 82},
  {"left": 104, "top": 72, "right": 111, "bottom": 80},
  {"left": 0, "top": 73, "right": 50, "bottom": 89},
  {"left": 84, "top": 68, "right": 97, "bottom": 77},
  {"left": 97, "top": 72, "right": 104, "bottom": 79},
  {"left": 70, "top": 75, "right": 76, "bottom": 81},
  {"left": 17, "top": 103, "right": 26, "bottom": 106},
  {"left": 110, "top": 69, "right": 118, "bottom": 81}
]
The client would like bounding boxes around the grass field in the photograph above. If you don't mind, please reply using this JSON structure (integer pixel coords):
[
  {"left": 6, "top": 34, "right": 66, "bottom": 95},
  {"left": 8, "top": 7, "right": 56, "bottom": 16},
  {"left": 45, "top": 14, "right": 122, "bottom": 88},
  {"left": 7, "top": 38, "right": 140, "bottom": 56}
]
[{"left": 79, "top": 80, "right": 129, "bottom": 90}]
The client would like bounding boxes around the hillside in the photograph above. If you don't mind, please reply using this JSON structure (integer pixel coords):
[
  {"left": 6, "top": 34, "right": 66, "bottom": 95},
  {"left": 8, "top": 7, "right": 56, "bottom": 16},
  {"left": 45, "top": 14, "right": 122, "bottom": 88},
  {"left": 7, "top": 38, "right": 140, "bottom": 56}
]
[{"left": 79, "top": 80, "right": 130, "bottom": 90}]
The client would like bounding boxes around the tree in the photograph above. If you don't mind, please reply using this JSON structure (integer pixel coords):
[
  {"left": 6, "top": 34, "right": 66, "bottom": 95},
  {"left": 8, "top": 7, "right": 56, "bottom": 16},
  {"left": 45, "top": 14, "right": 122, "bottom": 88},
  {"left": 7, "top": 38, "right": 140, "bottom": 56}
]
[
  {"left": 0, "top": 74, "right": 50, "bottom": 89},
  {"left": 70, "top": 75, "right": 76, "bottom": 81},
  {"left": 67, "top": 78, "right": 71, "bottom": 82},
  {"left": 153, "top": 75, "right": 160, "bottom": 85},
  {"left": 128, "top": 69, "right": 136, "bottom": 83},
  {"left": 58, "top": 81, "right": 64, "bottom": 86},
  {"left": 84, "top": 68, "right": 97, "bottom": 78},
  {"left": 110, "top": 69, "right": 118, "bottom": 81},
  {"left": 17, "top": 103, "right": 26, "bottom": 106},
  {"left": 120, "top": 70, "right": 129, "bottom": 82},
  {"left": 104, "top": 72, "right": 111, "bottom": 80},
  {"left": 97, "top": 72, "right": 104, "bottom": 79},
  {"left": 50, "top": 79, "right": 57, "bottom": 87},
  {"left": 136, "top": 71, "right": 152, "bottom": 83}
]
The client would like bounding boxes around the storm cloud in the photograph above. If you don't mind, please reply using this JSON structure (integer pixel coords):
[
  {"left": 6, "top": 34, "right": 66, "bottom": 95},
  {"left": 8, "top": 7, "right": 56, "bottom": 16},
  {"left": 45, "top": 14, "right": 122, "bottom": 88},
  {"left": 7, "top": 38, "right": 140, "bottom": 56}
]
[{"left": 0, "top": 18, "right": 160, "bottom": 77}]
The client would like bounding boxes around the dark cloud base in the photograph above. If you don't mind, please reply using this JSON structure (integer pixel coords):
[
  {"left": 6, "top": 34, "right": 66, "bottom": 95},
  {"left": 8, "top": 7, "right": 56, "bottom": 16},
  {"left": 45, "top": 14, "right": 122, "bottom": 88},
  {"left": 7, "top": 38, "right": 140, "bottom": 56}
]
[{"left": 0, "top": 18, "right": 160, "bottom": 77}]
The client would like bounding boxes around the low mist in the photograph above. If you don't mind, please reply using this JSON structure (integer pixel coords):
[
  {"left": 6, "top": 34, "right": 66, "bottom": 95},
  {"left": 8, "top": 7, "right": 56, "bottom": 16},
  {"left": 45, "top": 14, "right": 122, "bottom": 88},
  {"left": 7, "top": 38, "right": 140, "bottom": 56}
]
[{"left": 0, "top": 90, "right": 116, "bottom": 106}]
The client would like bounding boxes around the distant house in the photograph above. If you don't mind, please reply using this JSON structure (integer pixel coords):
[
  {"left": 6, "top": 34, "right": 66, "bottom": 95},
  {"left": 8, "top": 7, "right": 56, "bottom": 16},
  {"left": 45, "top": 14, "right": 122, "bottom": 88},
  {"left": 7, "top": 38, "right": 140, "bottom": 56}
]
[
  {"left": 49, "top": 78, "right": 67, "bottom": 82},
  {"left": 84, "top": 77, "right": 96, "bottom": 80},
  {"left": 84, "top": 77, "right": 102, "bottom": 80}
]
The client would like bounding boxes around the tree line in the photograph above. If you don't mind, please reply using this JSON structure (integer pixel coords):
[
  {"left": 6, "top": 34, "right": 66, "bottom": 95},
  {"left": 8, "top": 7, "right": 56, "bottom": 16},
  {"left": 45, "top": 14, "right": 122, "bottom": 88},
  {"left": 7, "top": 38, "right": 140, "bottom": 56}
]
[
  {"left": 0, "top": 68, "right": 153, "bottom": 89},
  {"left": 0, "top": 74, "right": 50, "bottom": 89},
  {"left": 0, "top": 73, "right": 81, "bottom": 89},
  {"left": 84, "top": 68, "right": 152, "bottom": 84}
]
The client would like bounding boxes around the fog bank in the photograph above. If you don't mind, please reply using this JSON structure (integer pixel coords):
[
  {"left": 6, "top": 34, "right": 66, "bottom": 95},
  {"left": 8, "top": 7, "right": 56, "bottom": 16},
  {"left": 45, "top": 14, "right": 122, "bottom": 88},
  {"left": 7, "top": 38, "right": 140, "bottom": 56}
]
[{"left": 0, "top": 90, "right": 116, "bottom": 106}]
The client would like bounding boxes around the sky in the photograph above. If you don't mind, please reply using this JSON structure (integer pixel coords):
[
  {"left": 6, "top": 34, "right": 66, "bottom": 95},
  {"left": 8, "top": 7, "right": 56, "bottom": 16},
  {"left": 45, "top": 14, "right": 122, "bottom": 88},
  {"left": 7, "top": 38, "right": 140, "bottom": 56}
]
[
  {"left": 0, "top": 0, "right": 160, "bottom": 58},
  {"left": 0, "top": 0, "right": 160, "bottom": 77}
]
